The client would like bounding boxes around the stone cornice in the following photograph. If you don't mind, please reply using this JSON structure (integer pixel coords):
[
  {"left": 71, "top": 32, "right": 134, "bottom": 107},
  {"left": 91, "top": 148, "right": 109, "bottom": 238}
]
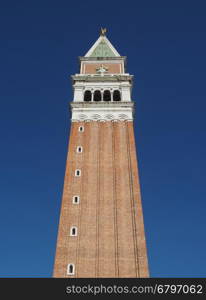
[
  {"left": 79, "top": 56, "right": 126, "bottom": 61},
  {"left": 70, "top": 101, "right": 134, "bottom": 109},
  {"left": 71, "top": 74, "right": 133, "bottom": 83}
]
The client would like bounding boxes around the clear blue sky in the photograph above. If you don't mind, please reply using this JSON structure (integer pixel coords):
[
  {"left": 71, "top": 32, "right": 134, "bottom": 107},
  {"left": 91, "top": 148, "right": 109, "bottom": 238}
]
[{"left": 0, "top": 0, "right": 206, "bottom": 277}]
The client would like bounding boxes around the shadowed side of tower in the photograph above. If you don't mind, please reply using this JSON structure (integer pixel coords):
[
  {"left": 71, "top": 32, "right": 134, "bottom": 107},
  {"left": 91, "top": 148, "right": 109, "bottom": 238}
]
[{"left": 53, "top": 32, "right": 149, "bottom": 278}]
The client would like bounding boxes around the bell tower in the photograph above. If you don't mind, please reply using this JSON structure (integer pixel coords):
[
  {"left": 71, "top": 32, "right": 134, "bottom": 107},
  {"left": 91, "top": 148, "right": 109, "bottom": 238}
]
[{"left": 53, "top": 30, "right": 149, "bottom": 277}]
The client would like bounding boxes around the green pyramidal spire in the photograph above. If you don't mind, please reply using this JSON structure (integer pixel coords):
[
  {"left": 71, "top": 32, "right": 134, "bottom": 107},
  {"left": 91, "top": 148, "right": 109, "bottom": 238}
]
[
  {"left": 90, "top": 40, "right": 117, "bottom": 57},
  {"left": 85, "top": 30, "right": 120, "bottom": 58}
]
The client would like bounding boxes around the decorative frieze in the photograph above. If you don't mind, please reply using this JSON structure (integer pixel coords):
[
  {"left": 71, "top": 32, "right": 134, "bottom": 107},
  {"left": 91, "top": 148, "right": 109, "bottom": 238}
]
[{"left": 70, "top": 102, "right": 134, "bottom": 121}]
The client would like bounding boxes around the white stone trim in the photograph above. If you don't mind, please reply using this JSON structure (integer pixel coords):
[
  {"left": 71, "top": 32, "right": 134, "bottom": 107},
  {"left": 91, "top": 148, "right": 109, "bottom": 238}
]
[
  {"left": 72, "top": 119, "right": 133, "bottom": 122},
  {"left": 81, "top": 59, "right": 123, "bottom": 64},
  {"left": 71, "top": 106, "right": 133, "bottom": 122}
]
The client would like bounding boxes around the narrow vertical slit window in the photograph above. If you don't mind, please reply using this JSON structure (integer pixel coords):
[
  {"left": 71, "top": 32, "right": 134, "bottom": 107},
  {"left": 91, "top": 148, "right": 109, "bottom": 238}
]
[
  {"left": 67, "top": 264, "right": 75, "bottom": 275},
  {"left": 72, "top": 195, "right": 80, "bottom": 204},
  {"left": 76, "top": 146, "right": 83, "bottom": 153},
  {"left": 78, "top": 126, "right": 84, "bottom": 132},
  {"left": 70, "top": 226, "right": 77, "bottom": 236},
  {"left": 75, "top": 169, "right": 81, "bottom": 177}
]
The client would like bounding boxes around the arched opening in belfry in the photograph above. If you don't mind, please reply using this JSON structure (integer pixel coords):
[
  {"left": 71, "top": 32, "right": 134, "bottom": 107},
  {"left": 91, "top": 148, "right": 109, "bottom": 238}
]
[
  {"left": 113, "top": 90, "right": 121, "bottom": 101},
  {"left": 93, "top": 90, "right": 101, "bottom": 101},
  {"left": 103, "top": 90, "right": 111, "bottom": 101},
  {"left": 84, "top": 90, "right": 92, "bottom": 101}
]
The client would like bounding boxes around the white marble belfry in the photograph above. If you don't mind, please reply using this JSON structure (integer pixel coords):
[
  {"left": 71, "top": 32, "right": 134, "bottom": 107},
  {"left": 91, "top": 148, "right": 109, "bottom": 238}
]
[{"left": 70, "top": 34, "right": 134, "bottom": 122}]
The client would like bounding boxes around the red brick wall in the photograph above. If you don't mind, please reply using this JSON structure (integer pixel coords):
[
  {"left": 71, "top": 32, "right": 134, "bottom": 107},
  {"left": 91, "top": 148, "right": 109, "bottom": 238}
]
[
  {"left": 82, "top": 63, "right": 122, "bottom": 74},
  {"left": 53, "top": 121, "right": 149, "bottom": 277}
]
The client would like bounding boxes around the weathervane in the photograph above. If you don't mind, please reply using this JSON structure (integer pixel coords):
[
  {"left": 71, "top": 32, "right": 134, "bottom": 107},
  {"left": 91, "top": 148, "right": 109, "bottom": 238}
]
[{"left": 100, "top": 27, "right": 107, "bottom": 36}]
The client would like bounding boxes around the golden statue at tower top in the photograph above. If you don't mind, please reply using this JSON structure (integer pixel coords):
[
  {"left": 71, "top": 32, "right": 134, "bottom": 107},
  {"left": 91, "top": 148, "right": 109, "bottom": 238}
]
[{"left": 100, "top": 27, "right": 107, "bottom": 36}]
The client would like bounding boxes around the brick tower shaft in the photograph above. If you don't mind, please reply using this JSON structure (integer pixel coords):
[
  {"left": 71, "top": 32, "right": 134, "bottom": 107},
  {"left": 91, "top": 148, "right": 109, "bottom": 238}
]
[{"left": 53, "top": 31, "right": 149, "bottom": 277}]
